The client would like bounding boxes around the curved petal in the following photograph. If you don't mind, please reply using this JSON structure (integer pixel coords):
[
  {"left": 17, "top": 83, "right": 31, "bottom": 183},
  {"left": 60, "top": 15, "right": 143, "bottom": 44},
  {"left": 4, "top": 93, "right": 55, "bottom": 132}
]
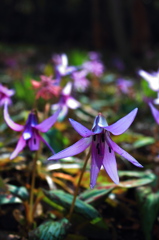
[
  {"left": 149, "top": 102, "right": 159, "bottom": 124},
  {"left": 102, "top": 142, "right": 119, "bottom": 184},
  {"left": 103, "top": 108, "right": 138, "bottom": 135},
  {"left": 138, "top": 70, "right": 154, "bottom": 83},
  {"left": 108, "top": 137, "right": 143, "bottom": 168},
  {"left": 69, "top": 118, "right": 94, "bottom": 137},
  {"left": 4, "top": 103, "right": 24, "bottom": 132},
  {"left": 38, "top": 134, "right": 55, "bottom": 154},
  {"left": 10, "top": 136, "right": 26, "bottom": 160},
  {"left": 48, "top": 137, "right": 92, "bottom": 160},
  {"left": 35, "top": 108, "right": 60, "bottom": 132},
  {"left": 66, "top": 97, "right": 80, "bottom": 109},
  {"left": 90, "top": 137, "right": 104, "bottom": 188}
]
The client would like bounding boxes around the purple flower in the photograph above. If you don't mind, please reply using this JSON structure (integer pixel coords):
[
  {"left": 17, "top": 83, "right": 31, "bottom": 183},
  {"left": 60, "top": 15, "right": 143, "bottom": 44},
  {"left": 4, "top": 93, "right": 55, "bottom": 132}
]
[
  {"left": 51, "top": 82, "right": 80, "bottom": 121},
  {"left": 116, "top": 78, "right": 133, "bottom": 94},
  {"left": 71, "top": 70, "right": 90, "bottom": 92},
  {"left": 52, "top": 54, "right": 76, "bottom": 80},
  {"left": 48, "top": 108, "right": 142, "bottom": 188},
  {"left": 4, "top": 104, "right": 60, "bottom": 159},
  {"left": 82, "top": 52, "right": 104, "bottom": 77},
  {"left": 0, "top": 84, "right": 15, "bottom": 106}
]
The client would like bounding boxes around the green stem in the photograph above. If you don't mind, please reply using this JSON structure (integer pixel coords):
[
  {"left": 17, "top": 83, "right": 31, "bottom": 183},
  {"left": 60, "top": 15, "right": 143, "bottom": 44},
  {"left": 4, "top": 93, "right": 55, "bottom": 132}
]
[
  {"left": 67, "top": 149, "right": 91, "bottom": 221},
  {"left": 28, "top": 151, "right": 38, "bottom": 225}
]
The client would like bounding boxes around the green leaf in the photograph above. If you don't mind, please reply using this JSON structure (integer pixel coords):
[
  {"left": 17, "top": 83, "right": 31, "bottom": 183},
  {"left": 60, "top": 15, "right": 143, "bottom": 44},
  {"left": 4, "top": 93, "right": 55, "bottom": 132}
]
[
  {"left": 29, "top": 218, "right": 70, "bottom": 240},
  {"left": 118, "top": 171, "right": 156, "bottom": 188},
  {"left": 43, "top": 189, "right": 100, "bottom": 219},
  {"left": 0, "top": 194, "right": 22, "bottom": 205},
  {"left": 79, "top": 187, "right": 114, "bottom": 204},
  {"left": 136, "top": 187, "right": 159, "bottom": 240},
  {"left": 8, "top": 184, "right": 29, "bottom": 200}
]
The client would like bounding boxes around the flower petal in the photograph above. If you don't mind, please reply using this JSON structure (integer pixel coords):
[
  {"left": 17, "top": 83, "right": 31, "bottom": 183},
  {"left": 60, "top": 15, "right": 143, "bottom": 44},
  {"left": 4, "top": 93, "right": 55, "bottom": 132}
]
[
  {"left": 35, "top": 108, "right": 60, "bottom": 132},
  {"left": 103, "top": 108, "right": 138, "bottom": 135},
  {"left": 38, "top": 134, "right": 55, "bottom": 154},
  {"left": 149, "top": 102, "right": 159, "bottom": 124},
  {"left": 4, "top": 103, "right": 24, "bottom": 132},
  {"left": 10, "top": 136, "right": 26, "bottom": 160},
  {"left": 48, "top": 137, "right": 92, "bottom": 160},
  {"left": 102, "top": 142, "right": 119, "bottom": 184},
  {"left": 90, "top": 137, "right": 104, "bottom": 188},
  {"left": 62, "top": 82, "right": 72, "bottom": 95},
  {"left": 28, "top": 131, "right": 40, "bottom": 151},
  {"left": 69, "top": 118, "right": 94, "bottom": 137},
  {"left": 138, "top": 70, "right": 154, "bottom": 83},
  {"left": 66, "top": 97, "right": 80, "bottom": 109},
  {"left": 108, "top": 137, "right": 143, "bottom": 168}
]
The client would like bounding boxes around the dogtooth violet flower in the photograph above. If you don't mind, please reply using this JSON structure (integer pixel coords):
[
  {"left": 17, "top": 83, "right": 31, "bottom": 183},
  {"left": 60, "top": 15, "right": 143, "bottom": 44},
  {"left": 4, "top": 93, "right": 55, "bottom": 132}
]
[
  {"left": 31, "top": 75, "right": 61, "bottom": 100},
  {"left": 0, "top": 84, "right": 15, "bottom": 106},
  {"left": 52, "top": 53, "right": 76, "bottom": 81},
  {"left": 51, "top": 82, "right": 80, "bottom": 121},
  {"left": 4, "top": 103, "right": 60, "bottom": 159},
  {"left": 138, "top": 69, "right": 159, "bottom": 104},
  {"left": 48, "top": 108, "right": 143, "bottom": 188}
]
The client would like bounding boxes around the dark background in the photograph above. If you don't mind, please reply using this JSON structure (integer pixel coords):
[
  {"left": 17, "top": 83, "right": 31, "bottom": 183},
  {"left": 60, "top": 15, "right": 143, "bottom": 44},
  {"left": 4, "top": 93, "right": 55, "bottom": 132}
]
[{"left": 0, "top": 0, "right": 159, "bottom": 60}]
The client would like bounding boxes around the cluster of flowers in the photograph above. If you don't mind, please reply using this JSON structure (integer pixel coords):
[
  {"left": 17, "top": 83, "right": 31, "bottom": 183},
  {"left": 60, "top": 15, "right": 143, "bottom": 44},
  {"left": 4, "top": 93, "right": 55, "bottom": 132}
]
[{"left": 0, "top": 53, "right": 145, "bottom": 189}]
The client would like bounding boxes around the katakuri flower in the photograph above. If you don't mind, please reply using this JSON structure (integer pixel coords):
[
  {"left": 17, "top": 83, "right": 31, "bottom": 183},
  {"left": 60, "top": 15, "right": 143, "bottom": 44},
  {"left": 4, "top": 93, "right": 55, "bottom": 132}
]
[
  {"left": 4, "top": 104, "right": 60, "bottom": 159},
  {"left": 31, "top": 75, "right": 61, "bottom": 100},
  {"left": 0, "top": 84, "right": 15, "bottom": 106},
  {"left": 52, "top": 54, "right": 76, "bottom": 81},
  {"left": 116, "top": 78, "right": 134, "bottom": 94},
  {"left": 48, "top": 108, "right": 143, "bottom": 188},
  {"left": 51, "top": 82, "right": 80, "bottom": 121},
  {"left": 138, "top": 69, "right": 159, "bottom": 104}
]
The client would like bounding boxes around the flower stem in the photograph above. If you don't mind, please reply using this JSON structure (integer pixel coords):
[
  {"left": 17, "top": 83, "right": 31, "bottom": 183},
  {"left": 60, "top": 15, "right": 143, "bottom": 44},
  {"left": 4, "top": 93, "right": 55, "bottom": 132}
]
[
  {"left": 28, "top": 151, "right": 38, "bottom": 225},
  {"left": 67, "top": 149, "right": 91, "bottom": 221}
]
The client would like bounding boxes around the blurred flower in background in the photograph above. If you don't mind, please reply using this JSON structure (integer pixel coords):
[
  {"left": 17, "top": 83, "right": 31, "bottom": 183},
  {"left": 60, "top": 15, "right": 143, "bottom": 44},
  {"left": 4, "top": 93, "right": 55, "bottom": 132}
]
[
  {"left": 51, "top": 82, "right": 80, "bottom": 121},
  {"left": 31, "top": 75, "right": 61, "bottom": 100},
  {"left": 0, "top": 84, "right": 15, "bottom": 106}
]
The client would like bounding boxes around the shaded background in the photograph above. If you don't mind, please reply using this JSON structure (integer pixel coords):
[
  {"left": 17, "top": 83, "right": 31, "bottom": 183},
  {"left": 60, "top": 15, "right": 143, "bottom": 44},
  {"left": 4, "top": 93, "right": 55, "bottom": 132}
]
[{"left": 0, "top": 0, "right": 159, "bottom": 63}]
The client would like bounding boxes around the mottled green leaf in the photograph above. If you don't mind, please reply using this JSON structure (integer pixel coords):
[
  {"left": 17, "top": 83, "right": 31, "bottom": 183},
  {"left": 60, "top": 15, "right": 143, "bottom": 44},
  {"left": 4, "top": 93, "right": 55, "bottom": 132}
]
[
  {"left": 29, "top": 218, "right": 70, "bottom": 240},
  {"left": 136, "top": 187, "right": 159, "bottom": 240},
  {"left": 79, "top": 187, "right": 114, "bottom": 204},
  {"left": 43, "top": 189, "right": 100, "bottom": 219}
]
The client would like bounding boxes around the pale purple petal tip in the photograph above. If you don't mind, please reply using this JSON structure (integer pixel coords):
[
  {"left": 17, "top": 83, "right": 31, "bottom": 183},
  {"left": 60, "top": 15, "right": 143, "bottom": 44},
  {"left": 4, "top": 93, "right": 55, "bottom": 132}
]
[
  {"left": 149, "top": 102, "right": 159, "bottom": 125},
  {"left": 104, "top": 108, "right": 138, "bottom": 135},
  {"left": 35, "top": 108, "right": 60, "bottom": 132},
  {"left": 109, "top": 138, "right": 143, "bottom": 168},
  {"left": 4, "top": 103, "right": 24, "bottom": 132},
  {"left": 48, "top": 137, "right": 92, "bottom": 160},
  {"left": 69, "top": 118, "right": 94, "bottom": 137},
  {"left": 103, "top": 143, "right": 119, "bottom": 184},
  {"left": 10, "top": 136, "right": 26, "bottom": 159}
]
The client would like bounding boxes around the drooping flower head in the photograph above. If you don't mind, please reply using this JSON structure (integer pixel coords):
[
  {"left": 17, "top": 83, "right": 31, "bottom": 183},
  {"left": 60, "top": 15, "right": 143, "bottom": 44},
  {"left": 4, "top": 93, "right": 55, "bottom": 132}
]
[
  {"left": 51, "top": 82, "right": 80, "bottom": 121},
  {"left": 31, "top": 75, "right": 61, "bottom": 100},
  {"left": 0, "top": 84, "right": 15, "bottom": 106},
  {"left": 52, "top": 53, "right": 76, "bottom": 81},
  {"left": 138, "top": 69, "right": 159, "bottom": 104},
  {"left": 48, "top": 109, "right": 143, "bottom": 188},
  {"left": 71, "top": 70, "right": 90, "bottom": 92},
  {"left": 4, "top": 104, "right": 60, "bottom": 159}
]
